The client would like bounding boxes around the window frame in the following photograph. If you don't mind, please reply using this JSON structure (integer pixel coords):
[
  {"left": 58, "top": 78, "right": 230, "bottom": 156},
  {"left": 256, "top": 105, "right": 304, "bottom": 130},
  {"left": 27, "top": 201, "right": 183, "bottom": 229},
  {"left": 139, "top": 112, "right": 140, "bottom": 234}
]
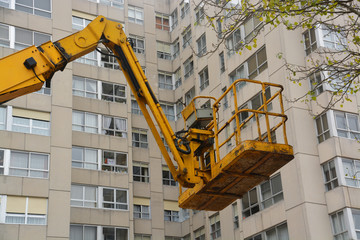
[
  {"left": 133, "top": 204, "right": 150, "bottom": 219},
  {"left": 182, "top": 26, "right": 192, "bottom": 49},
  {"left": 197, "top": 34, "right": 207, "bottom": 56},
  {"left": 128, "top": 5, "right": 144, "bottom": 25},
  {"left": 72, "top": 110, "right": 99, "bottom": 134},
  {"left": 199, "top": 67, "right": 209, "bottom": 91},
  {"left": 102, "top": 115, "right": 127, "bottom": 138},
  {"left": 70, "top": 184, "right": 98, "bottom": 208},
  {"left": 158, "top": 72, "right": 174, "bottom": 90},
  {"left": 133, "top": 162, "right": 150, "bottom": 183},
  {"left": 102, "top": 187, "right": 128, "bottom": 210},
  {"left": 164, "top": 209, "right": 180, "bottom": 222},
  {"left": 102, "top": 150, "right": 128, "bottom": 173},
  {"left": 155, "top": 12, "right": 170, "bottom": 31},
  {"left": 183, "top": 57, "right": 194, "bottom": 80},
  {"left": 129, "top": 35, "right": 145, "bottom": 54},
  {"left": 132, "top": 128, "right": 148, "bottom": 148},
  {"left": 209, "top": 213, "right": 221, "bottom": 240}
]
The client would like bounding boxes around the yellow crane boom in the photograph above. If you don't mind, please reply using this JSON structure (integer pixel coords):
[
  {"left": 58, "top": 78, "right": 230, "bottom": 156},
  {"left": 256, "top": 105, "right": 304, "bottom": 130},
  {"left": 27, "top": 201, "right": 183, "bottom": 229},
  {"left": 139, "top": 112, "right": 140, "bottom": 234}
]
[{"left": 0, "top": 16, "right": 294, "bottom": 211}]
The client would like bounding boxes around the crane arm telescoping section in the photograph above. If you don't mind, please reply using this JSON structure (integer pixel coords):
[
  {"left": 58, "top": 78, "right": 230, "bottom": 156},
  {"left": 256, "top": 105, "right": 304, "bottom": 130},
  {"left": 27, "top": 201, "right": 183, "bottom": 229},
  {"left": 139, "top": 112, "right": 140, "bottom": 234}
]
[{"left": 0, "top": 16, "right": 192, "bottom": 187}]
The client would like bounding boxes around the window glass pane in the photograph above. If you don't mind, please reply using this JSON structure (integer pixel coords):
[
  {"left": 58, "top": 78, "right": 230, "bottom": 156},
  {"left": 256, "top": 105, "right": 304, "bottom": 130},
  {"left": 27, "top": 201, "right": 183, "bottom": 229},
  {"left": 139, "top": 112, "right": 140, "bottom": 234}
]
[
  {"left": 348, "top": 114, "right": 359, "bottom": 131},
  {"left": 71, "top": 185, "right": 83, "bottom": 200},
  {"left": 116, "top": 190, "right": 127, "bottom": 203},
  {"left": 84, "top": 226, "right": 97, "bottom": 240},
  {"left": 335, "top": 112, "right": 347, "bottom": 129},
  {"left": 34, "top": 0, "right": 51, "bottom": 11},
  {"left": 103, "top": 227, "right": 115, "bottom": 240},
  {"left": 85, "top": 186, "right": 96, "bottom": 201},
  {"left": 11, "top": 152, "right": 28, "bottom": 168},
  {"left": 70, "top": 225, "right": 83, "bottom": 240},
  {"left": 116, "top": 228, "right": 128, "bottom": 240},
  {"left": 102, "top": 82, "right": 113, "bottom": 95},
  {"left": 103, "top": 188, "right": 114, "bottom": 202},
  {"left": 271, "top": 175, "right": 282, "bottom": 194},
  {"left": 15, "top": 27, "right": 32, "bottom": 45},
  {"left": 30, "top": 153, "right": 48, "bottom": 170}
]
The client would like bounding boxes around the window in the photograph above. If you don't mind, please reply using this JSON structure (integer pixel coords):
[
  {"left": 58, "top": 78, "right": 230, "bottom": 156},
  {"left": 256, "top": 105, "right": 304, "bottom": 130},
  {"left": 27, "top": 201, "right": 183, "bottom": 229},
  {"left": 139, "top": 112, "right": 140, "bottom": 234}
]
[
  {"left": 216, "top": 19, "right": 222, "bottom": 38},
  {"left": 172, "top": 40, "right": 180, "bottom": 59},
  {"left": 12, "top": 109, "right": 50, "bottom": 136},
  {"left": 72, "top": 16, "right": 91, "bottom": 30},
  {"left": 165, "top": 237, "right": 181, "bottom": 240},
  {"left": 195, "top": 6, "right": 205, "bottom": 24},
  {"left": 170, "top": 9, "right": 178, "bottom": 30},
  {"left": 330, "top": 210, "right": 348, "bottom": 240},
  {"left": 102, "top": 188, "right": 128, "bottom": 210},
  {"left": 102, "top": 150, "right": 127, "bottom": 173},
  {"left": 132, "top": 128, "right": 148, "bottom": 148},
  {"left": 0, "top": 195, "right": 47, "bottom": 225},
  {"left": 197, "top": 34, "right": 207, "bottom": 56},
  {"left": 102, "top": 82, "right": 126, "bottom": 103},
  {"left": 160, "top": 102, "right": 175, "bottom": 121},
  {"left": 71, "top": 185, "right": 97, "bottom": 208},
  {"left": 226, "top": 29, "right": 242, "bottom": 56},
  {"left": 135, "top": 234, "right": 151, "bottom": 240},
  {"left": 321, "top": 24, "right": 347, "bottom": 50},
  {"left": 322, "top": 159, "right": 339, "bottom": 191},
  {"left": 157, "top": 42, "right": 171, "bottom": 60},
  {"left": 303, "top": 28, "right": 317, "bottom": 55},
  {"left": 164, "top": 210, "right": 179, "bottom": 222},
  {"left": 128, "top": 6, "right": 144, "bottom": 25},
  {"left": 0, "top": 107, "right": 6, "bottom": 130},
  {"left": 71, "top": 147, "right": 98, "bottom": 170},
  {"left": 185, "top": 87, "right": 195, "bottom": 105},
  {"left": 194, "top": 227, "right": 205, "bottom": 240},
  {"left": 0, "top": 150, "right": 49, "bottom": 178},
  {"left": 334, "top": 111, "right": 360, "bottom": 140},
  {"left": 343, "top": 158, "right": 360, "bottom": 187},
  {"left": 134, "top": 204, "right": 150, "bottom": 219},
  {"left": 199, "top": 67, "right": 209, "bottom": 91},
  {"left": 260, "top": 174, "right": 283, "bottom": 209},
  {"left": 103, "top": 227, "right": 128, "bottom": 240},
  {"left": 156, "top": 13, "right": 170, "bottom": 31},
  {"left": 89, "top": 0, "right": 124, "bottom": 8},
  {"left": 180, "top": 1, "right": 190, "bottom": 19},
  {"left": 315, "top": 112, "right": 330, "bottom": 143},
  {"left": 131, "top": 100, "right": 143, "bottom": 115},
  {"left": 242, "top": 174, "right": 283, "bottom": 218},
  {"left": 352, "top": 209, "right": 360, "bottom": 238},
  {"left": 12, "top": 0, "right": 51, "bottom": 18},
  {"left": 184, "top": 57, "right": 194, "bottom": 80},
  {"left": 233, "top": 203, "right": 239, "bottom": 229},
  {"left": 75, "top": 50, "right": 98, "bottom": 66},
  {"left": 248, "top": 46, "right": 267, "bottom": 79},
  {"left": 174, "top": 68, "right": 182, "bottom": 89},
  {"left": 70, "top": 225, "right": 97, "bottom": 240},
  {"left": 129, "top": 35, "right": 145, "bottom": 54},
  {"left": 244, "top": 16, "right": 262, "bottom": 44},
  {"left": 100, "top": 48, "right": 121, "bottom": 70},
  {"left": 219, "top": 52, "right": 225, "bottom": 73},
  {"left": 182, "top": 26, "right": 192, "bottom": 49},
  {"left": 176, "top": 98, "right": 184, "bottom": 119},
  {"left": 14, "top": 26, "right": 50, "bottom": 50},
  {"left": 162, "top": 166, "right": 177, "bottom": 186},
  {"left": 161, "top": 136, "right": 171, "bottom": 152},
  {"left": 159, "top": 72, "right": 173, "bottom": 90},
  {"left": 309, "top": 71, "right": 324, "bottom": 96},
  {"left": 229, "top": 64, "right": 247, "bottom": 91},
  {"left": 133, "top": 162, "right": 149, "bottom": 182},
  {"left": 221, "top": 87, "right": 229, "bottom": 109},
  {"left": 245, "top": 223, "right": 289, "bottom": 240},
  {"left": 102, "top": 116, "right": 127, "bottom": 137},
  {"left": 72, "top": 111, "right": 98, "bottom": 134},
  {"left": 72, "top": 76, "right": 98, "bottom": 99},
  {"left": 210, "top": 213, "right": 221, "bottom": 240},
  {"left": 0, "top": 23, "right": 10, "bottom": 48}
]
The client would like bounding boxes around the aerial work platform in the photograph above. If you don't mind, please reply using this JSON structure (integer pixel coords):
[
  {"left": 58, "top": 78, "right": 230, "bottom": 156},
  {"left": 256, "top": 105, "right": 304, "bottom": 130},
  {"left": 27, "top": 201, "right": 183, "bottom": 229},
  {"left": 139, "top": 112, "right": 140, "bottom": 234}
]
[{"left": 177, "top": 79, "right": 294, "bottom": 211}]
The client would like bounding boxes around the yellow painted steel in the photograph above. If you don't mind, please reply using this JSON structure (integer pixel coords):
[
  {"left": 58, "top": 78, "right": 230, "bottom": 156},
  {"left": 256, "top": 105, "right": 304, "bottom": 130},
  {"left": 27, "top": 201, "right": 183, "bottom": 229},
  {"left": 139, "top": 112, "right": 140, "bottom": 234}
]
[{"left": 0, "top": 16, "right": 294, "bottom": 210}]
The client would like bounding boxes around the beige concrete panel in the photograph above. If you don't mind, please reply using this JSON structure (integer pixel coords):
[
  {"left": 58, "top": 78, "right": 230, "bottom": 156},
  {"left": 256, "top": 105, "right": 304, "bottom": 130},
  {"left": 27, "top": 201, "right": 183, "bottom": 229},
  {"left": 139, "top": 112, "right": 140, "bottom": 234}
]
[
  {"left": 0, "top": 131, "right": 25, "bottom": 150},
  {"left": 108, "top": 137, "right": 129, "bottom": 153},
  {"left": 163, "top": 186, "right": 179, "bottom": 201},
  {"left": 281, "top": 159, "right": 303, "bottom": 210},
  {"left": 164, "top": 222, "right": 182, "bottom": 237},
  {"left": 18, "top": 225, "right": 46, "bottom": 240},
  {"left": 182, "top": 75, "right": 196, "bottom": 95},
  {"left": 305, "top": 203, "right": 333, "bottom": 240},
  {"left": 70, "top": 207, "right": 92, "bottom": 224},
  {"left": 0, "top": 224, "right": 19, "bottom": 240},
  {"left": 27, "top": 14, "right": 52, "bottom": 34},
  {"left": 150, "top": 192, "right": 165, "bottom": 229},
  {"left": 71, "top": 168, "right": 91, "bottom": 185},
  {"left": 47, "top": 190, "right": 70, "bottom": 238},
  {"left": 131, "top": 115, "right": 148, "bottom": 128},
  {"left": 128, "top": 23, "right": 144, "bottom": 37},
  {"left": 265, "top": 28, "right": 286, "bottom": 77},
  {"left": 0, "top": 176, "right": 23, "bottom": 195},
  {"left": 73, "top": 97, "right": 110, "bottom": 115},
  {"left": 192, "top": 211, "right": 205, "bottom": 232},
  {"left": 286, "top": 204, "right": 308, "bottom": 240},
  {"left": 318, "top": 138, "right": 341, "bottom": 164},
  {"left": 50, "top": 106, "right": 72, "bottom": 148},
  {"left": 282, "top": 28, "right": 305, "bottom": 66},
  {"left": 24, "top": 135, "right": 50, "bottom": 153},
  {"left": 133, "top": 182, "right": 151, "bottom": 198},
  {"left": 134, "top": 219, "right": 152, "bottom": 234},
  {"left": 49, "top": 146, "right": 71, "bottom": 191},
  {"left": 3, "top": 9, "right": 30, "bottom": 29},
  {"left": 52, "top": 0, "right": 72, "bottom": 31},
  {"left": 143, "top": 4, "right": 155, "bottom": 33},
  {"left": 72, "top": 0, "right": 92, "bottom": 14},
  {"left": 311, "top": 92, "right": 358, "bottom": 116},
  {"left": 145, "top": 34, "right": 157, "bottom": 65},
  {"left": 219, "top": 206, "right": 236, "bottom": 240},
  {"left": 148, "top": 139, "right": 162, "bottom": 159},
  {"left": 325, "top": 187, "right": 347, "bottom": 214},
  {"left": 22, "top": 178, "right": 49, "bottom": 197},
  {"left": 97, "top": 3, "right": 109, "bottom": 17},
  {"left": 242, "top": 213, "right": 263, "bottom": 238},
  {"left": 338, "top": 137, "right": 360, "bottom": 160},
  {"left": 110, "top": 210, "right": 131, "bottom": 227},
  {"left": 72, "top": 62, "right": 109, "bottom": 81},
  {"left": 132, "top": 148, "right": 150, "bottom": 162},
  {"left": 261, "top": 201, "right": 287, "bottom": 230},
  {"left": 153, "top": 0, "right": 170, "bottom": 14},
  {"left": 109, "top": 172, "right": 130, "bottom": 189},
  {"left": 25, "top": 94, "right": 51, "bottom": 112},
  {"left": 347, "top": 187, "right": 360, "bottom": 209},
  {"left": 149, "top": 158, "right": 162, "bottom": 193},
  {"left": 51, "top": 68, "right": 73, "bottom": 108},
  {"left": 108, "top": 103, "right": 128, "bottom": 118},
  {"left": 151, "top": 228, "right": 165, "bottom": 240},
  {"left": 109, "top": 69, "right": 127, "bottom": 85},
  {"left": 155, "top": 29, "right": 171, "bottom": 43},
  {"left": 296, "top": 154, "right": 326, "bottom": 204},
  {"left": 181, "top": 219, "right": 190, "bottom": 237},
  {"left": 107, "top": 7, "right": 125, "bottom": 21},
  {"left": 157, "top": 59, "right": 172, "bottom": 73}
]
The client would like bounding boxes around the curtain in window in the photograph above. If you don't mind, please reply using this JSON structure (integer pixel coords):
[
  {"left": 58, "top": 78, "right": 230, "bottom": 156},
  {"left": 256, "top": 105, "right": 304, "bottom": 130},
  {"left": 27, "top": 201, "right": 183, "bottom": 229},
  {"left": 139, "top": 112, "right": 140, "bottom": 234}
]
[
  {"left": 10, "top": 152, "right": 28, "bottom": 176},
  {"left": 72, "top": 112, "right": 84, "bottom": 131},
  {"left": 84, "top": 226, "right": 96, "bottom": 240},
  {"left": 115, "top": 118, "right": 126, "bottom": 131},
  {"left": 70, "top": 225, "right": 83, "bottom": 240},
  {"left": 5, "top": 214, "right": 25, "bottom": 224}
]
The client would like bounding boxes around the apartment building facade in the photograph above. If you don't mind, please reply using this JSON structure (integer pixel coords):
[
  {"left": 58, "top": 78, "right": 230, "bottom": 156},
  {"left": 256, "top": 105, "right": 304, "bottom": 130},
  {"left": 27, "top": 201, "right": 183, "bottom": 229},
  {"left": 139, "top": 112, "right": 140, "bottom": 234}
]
[{"left": 0, "top": 0, "right": 359, "bottom": 240}]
